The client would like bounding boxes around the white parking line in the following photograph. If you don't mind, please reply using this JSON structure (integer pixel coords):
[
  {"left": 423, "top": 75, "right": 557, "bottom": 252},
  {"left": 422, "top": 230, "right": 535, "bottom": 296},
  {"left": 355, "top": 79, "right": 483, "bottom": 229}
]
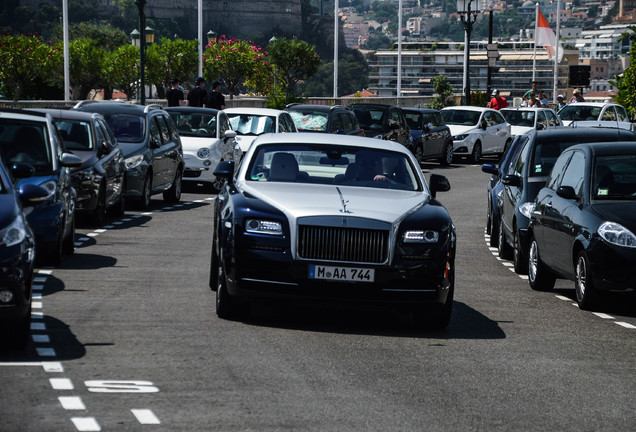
[
  {"left": 38, "top": 270, "right": 53, "bottom": 275},
  {"left": 50, "top": 378, "right": 74, "bottom": 390},
  {"left": 36, "top": 347, "right": 56, "bottom": 357},
  {"left": 87, "top": 233, "right": 99, "bottom": 237},
  {"left": 32, "top": 334, "right": 50, "bottom": 343},
  {"left": 32, "top": 301, "right": 43, "bottom": 309},
  {"left": 615, "top": 322, "right": 636, "bottom": 329},
  {"left": 593, "top": 312, "right": 615, "bottom": 320},
  {"left": 34, "top": 276, "right": 48, "bottom": 282},
  {"left": 59, "top": 396, "right": 86, "bottom": 410},
  {"left": 131, "top": 409, "right": 161, "bottom": 424},
  {"left": 42, "top": 362, "right": 64, "bottom": 372},
  {"left": 555, "top": 295, "right": 570, "bottom": 301},
  {"left": 31, "top": 322, "right": 46, "bottom": 331},
  {"left": 71, "top": 417, "right": 101, "bottom": 431}
]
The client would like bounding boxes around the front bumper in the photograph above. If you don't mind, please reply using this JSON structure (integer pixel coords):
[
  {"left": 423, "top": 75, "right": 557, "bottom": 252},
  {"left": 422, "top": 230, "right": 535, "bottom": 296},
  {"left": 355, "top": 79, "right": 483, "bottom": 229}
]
[
  {"left": 183, "top": 154, "right": 216, "bottom": 184},
  {"left": 586, "top": 239, "right": 636, "bottom": 292},
  {"left": 452, "top": 136, "right": 476, "bottom": 156}
]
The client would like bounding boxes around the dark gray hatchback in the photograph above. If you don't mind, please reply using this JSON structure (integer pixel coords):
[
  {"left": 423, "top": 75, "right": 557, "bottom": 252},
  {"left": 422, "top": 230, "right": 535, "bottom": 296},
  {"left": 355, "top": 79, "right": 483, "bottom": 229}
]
[
  {"left": 402, "top": 108, "right": 454, "bottom": 166},
  {"left": 73, "top": 102, "right": 184, "bottom": 208}
]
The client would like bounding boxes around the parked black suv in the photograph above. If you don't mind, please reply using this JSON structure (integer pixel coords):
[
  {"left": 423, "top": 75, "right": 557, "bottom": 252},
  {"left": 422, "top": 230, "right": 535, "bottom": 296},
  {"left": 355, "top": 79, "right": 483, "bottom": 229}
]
[
  {"left": 73, "top": 102, "right": 184, "bottom": 208},
  {"left": 285, "top": 104, "right": 364, "bottom": 136},
  {"left": 402, "top": 108, "right": 454, "bottom": 166},
  {"left": 348, "top": 103, "right": 410, "bottom": 145},
  {"left": 34, "top": 109, "right": 126, "bottom": 225}
]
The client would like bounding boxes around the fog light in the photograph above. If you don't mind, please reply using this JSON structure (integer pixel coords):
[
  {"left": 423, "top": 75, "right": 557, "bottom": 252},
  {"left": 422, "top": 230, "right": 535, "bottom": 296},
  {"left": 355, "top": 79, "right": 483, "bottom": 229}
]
[
  {"left": 203, "top": 160, "right": 212, "bottom": 167},
  {"left": 0, "top": 289, "right": 14, "bottom": 303}
]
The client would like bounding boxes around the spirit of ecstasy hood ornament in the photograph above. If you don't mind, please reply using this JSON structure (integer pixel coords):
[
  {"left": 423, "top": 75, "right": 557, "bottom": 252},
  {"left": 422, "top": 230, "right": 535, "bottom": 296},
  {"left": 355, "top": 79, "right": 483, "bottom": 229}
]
[{"left": 336, "top": 187, "right": 351, "bottom": 213}]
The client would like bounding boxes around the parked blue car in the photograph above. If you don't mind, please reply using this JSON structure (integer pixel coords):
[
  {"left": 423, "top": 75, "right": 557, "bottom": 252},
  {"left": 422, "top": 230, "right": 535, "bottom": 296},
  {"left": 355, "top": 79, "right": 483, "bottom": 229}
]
[
  {"left": 0, "top": 109, "right": 82, "bottom": 266},
  {"left": 0, "top": 156, "right": 48, "bottom": 347}
]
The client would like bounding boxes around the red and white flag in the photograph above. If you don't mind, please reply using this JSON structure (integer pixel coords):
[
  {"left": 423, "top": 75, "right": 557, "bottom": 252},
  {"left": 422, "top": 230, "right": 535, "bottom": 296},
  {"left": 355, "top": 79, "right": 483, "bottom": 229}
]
[{"left": 535, "top": 8, "right": 563, "bottom": 62}]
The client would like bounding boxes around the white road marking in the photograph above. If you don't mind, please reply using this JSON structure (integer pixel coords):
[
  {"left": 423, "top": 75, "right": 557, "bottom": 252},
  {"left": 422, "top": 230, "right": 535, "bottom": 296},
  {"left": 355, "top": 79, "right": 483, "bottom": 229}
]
[
  {"left": 193, "top": 200, "right": 204, "bottom": 203},
  {"left": 32, "top": 284, "right": 43, "bottom": 292},
  {"left": 50, "top": 378, "right": 74, "bottom": 390},
  {"left": 593, "top": 312, "right": 615, "bottom": 320},
  {"left": 38, "top": 270, "right": 53, "bottom": 275},
  {"left": 32, "top": 293, "right": 42, "bottom": 300},
  {"left": 71, "top": 417, "right": 101, "bottom": 431},
  {"left": 615, "top": 322, "right": 636, "bottom": 329},
  {"left": 141, "top": 212, "right": 152, "bottom": 216},
  {"left": 502, "top": 262, "right": 513, "bottom": 267},
  {"left": 34, "top": 276, "right": 47, "bottom": 282},
  {"left": 32, "top": 334, "right": 50, "bottom": 343},
  {"left": 131, "top": 409, "right": 161, "bottom": 424},
  {"left": 205, "top": 197, "right": 215, "bottom": 200},
  {"left": 59, "top": 396, "right": 86, "bottom": 410},
  {"left": 518, "top": 275, "right": 528, "bottom": 280},
  {"left": 32, "top": 311, "right": 43, "bottom": 318},
  {"left": 488, "top": 247, "right": 497, "bottom": 252},
  {"left": 32, "top": 301, "right": 42, "bottom": 309},
  {"left": 36, "top": 347, "right": 56, "bottom": 357},
  {"left": 74, "top": 242, "right": 83, "bottom": 246},
  {"left": 555, "top": 295, "right": 570, "bottom": 301},
  {"left": 112, "top": 221, "right": 123, "bottom": 225},
  {"left": 87, "top": 233, "right": 98, "bottom": 237},
  {"left": 31, "top": 322, "right": 46, "bottom": 331},
  {"left": 103, "top": 225, "right": 115, "bottom": 229},
  {"left": 42, "top": 362, "right": 64, "bottom": 372},
  {"left": 79, "top": 237, "right": 90, "bottom": 241}
]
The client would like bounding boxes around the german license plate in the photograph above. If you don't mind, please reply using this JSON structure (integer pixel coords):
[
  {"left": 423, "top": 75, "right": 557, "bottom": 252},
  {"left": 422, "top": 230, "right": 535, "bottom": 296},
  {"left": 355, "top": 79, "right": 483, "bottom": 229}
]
[{"left": 308, "top": 265, "right": 375, "bottom": 282}]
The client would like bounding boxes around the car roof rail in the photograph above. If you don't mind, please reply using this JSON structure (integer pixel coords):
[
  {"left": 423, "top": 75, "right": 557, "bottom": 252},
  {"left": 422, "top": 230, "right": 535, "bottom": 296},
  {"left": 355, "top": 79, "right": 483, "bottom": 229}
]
[
  {"left": 285, "top": 103, "right": 301, "bottom": 109},
  {"left": 0, "top": 107, "right": 47, "bottom": 117},
  {"left": 144, "top": 104, "right": 165, "bottom": 113},
  {"left": 72, "top": 100, "right": 99, "bottom": 110}
]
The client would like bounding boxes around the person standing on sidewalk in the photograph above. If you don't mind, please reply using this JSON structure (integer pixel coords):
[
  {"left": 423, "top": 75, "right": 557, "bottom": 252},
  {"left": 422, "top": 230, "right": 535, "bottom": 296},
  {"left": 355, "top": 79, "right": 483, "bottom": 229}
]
[
  {"left": 205, "top": 81, "right": 225, "bottom": 110},
  {"left": 487, "top": 89, "right": 508, "bottom": 110},
  {"left": 166, "top": 78, "right": 185, "bottom": 107},
  {"left": 187, "top": 76, "right": 207, "bottom": 107}
]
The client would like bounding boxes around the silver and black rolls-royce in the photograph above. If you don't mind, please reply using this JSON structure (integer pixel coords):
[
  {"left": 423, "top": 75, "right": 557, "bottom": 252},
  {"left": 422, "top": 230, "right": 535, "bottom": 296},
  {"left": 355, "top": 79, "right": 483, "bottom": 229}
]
[{"left": 210, "top": 133, "right": 456, "bottom": 328}]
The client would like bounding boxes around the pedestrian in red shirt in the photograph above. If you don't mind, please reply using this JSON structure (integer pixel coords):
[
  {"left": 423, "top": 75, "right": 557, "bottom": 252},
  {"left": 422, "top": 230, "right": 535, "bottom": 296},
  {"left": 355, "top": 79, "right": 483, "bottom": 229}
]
[{"left": 487, "top": 89, "right": 508, "bottom": 110}]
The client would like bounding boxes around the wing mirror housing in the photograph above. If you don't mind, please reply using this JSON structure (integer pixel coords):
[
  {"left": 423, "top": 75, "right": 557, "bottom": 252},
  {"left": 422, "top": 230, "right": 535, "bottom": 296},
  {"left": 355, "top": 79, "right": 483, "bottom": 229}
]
[
  {"left": 429, "top": 173, "right": 451, "bottom": 199},
  {"left": 213, "top": 160, "right": 235, "bottom": 186},
  {"left": 556, "top": 185, "right": 578, "bottom": 201},
  {"left": 481, "top": 163, "right": 499, "bottom": 175},
  {"left": 501, "top": 174, "right": 522, "bottom": 187},
  {"left": 18, "top": 183, "right": 49, "bottom": 206},
  {"left": 61, "top": 152, "right": 82, "bottom": 168},
  {"left": 224, "top": 130, "right": 237, "bottom": 141},
  {"left": 10, "top": 162, "right": 35, "bottom": 180}
]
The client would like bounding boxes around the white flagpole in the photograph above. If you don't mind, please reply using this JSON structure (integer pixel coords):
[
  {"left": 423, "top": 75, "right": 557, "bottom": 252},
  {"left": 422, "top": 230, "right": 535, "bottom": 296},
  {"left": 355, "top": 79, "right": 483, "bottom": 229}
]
[
  {"left": 532, "top": 3, "right": 538, "bottom": 82},
  {"left": 198, "top": 0, "right": 203, "bottom": 78},
  {"left": 553, "top": 0, "right": 561, "bottom": 104},
  {"left": 397, "top": 0, "right": 402, "bottom": 99},
  {"left": 334, "top": 0, "right": 339, "bottom": 98},
  {"left": 63, "top": 0, "right": 70, "bottom": 101}
]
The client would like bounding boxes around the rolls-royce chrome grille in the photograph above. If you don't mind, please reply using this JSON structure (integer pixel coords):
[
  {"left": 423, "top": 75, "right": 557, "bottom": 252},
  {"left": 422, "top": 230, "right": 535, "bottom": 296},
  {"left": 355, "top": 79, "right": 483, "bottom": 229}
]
[{"left": 298, "top": 226, "right": 389, "bottom": 264}]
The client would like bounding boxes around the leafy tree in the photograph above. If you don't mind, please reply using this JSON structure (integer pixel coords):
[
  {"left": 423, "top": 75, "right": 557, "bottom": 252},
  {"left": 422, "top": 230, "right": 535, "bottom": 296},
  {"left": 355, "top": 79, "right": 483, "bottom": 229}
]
[
  {"left": 68, "top": 38, "right": 104, "bottom": 100},
  {"left": 267, "top": 37, "right": 321, "bottom": 104},
  {"left": 428, "top": 75, "right": 456, "bottom": 109},
  {"left": 0, "top": 32, "right": 61, "bottom": 101},
  {"left": 146, "top": 38, "right": 198, "bottom": 98},
  {"left": 302, "top": 48, "right": 369, "bottom": 97},
  {"left": 53, "top": 22, "right": 129, "bottom": 52},
  {"left": 203, "top": 35, "right": 269, "bottom": 99},
  {"left": 104, "top": 44, "right": 139, "bottom": 101},
  {"left": 610, "top": 26, "right": 636, "bottom": 120}
]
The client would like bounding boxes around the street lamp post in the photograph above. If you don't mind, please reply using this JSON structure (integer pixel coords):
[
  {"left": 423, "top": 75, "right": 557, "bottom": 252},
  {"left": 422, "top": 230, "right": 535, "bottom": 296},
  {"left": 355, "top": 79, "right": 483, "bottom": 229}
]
[
  {"left": 456, "top": 0, "right": 479, "bottom": 106},
  {"left": 134, "top": 0, "right": 147, "bottom": 104},
  {"left": 487, "top": 2, "right": 494, "bottom": 98},
  {"left": 207, "top": 30, "right": 217, "bottom": 45}
]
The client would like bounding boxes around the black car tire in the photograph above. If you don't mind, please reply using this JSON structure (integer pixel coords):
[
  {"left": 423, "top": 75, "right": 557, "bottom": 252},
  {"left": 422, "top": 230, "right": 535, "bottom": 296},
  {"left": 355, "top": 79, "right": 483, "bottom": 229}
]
[
  {"left": 209, "top": 234, "right": 219, "bottom": 291},
  {"left": 414, "top": 269, "right": 454, "bottom": 330},
  {"left": 528, "top": 238, "right": 556, "bottom": 291},
  {"left": 414, "top": 142, "right": 424, "bottom": 165},
  {"left": 40, "top": 224, "right": 65, "bottom": 266},
  {"left": 440, "top": 141, "right": 453, "bottom": 166},
  {"left": 470, "top": 142, "right": 482, "bottom": 164},
  {"left": 216, "top": 255, "right": 242, "bottom": 320},
  {"left": 91, "top": 183, "right": 107, "bottom": 227},
  {"left": 138, "top": 172, "right": 152, "bottom": 209},
  {"left": 163, "top": 168, "right": 182, "bottom": 203},
  {"left": 575, "top": 251, "right": 598, "bottom": 310},
  {"left": 498, "top": 220, "right": 513, "bottom": 260},
  {"left": 62, "top": 214, "right": 75, "bottom": 256},
  {"left": 513, "top": 227, "right": 528, "bottom": 274},
  {"left": 8, "top": 306, "right": 31, "bottom": 349}
]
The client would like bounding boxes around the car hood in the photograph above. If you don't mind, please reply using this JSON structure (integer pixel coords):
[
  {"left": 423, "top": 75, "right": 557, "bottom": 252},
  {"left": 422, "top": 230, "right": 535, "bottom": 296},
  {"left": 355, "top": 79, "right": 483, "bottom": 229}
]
[
  {"left": 240, "top": 181, "right": 428, "bottom": 224},
  {"left": 180, "top": 135, "right": 218, "bottom": 151},
  {"left": 590, "top": 202, "right": 636, "bottom": 232},
  {"left": 510, "top": 125, "right": 534, "bottom": 136},
  {"left": 447, "top": 124, "right": 478, "bottom": 136},
  {"left": 234, "top": 135, "right": 257, "bottom": 152}
]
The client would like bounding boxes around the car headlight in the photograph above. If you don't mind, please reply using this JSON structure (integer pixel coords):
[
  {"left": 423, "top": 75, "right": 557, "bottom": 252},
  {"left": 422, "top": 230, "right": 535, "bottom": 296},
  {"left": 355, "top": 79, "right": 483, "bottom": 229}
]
[
  {"left": 245, "top": 219, "right": 283, "bottom": 236},
  {"left": 73, "top": 167, "right": 94, "bottom": 183},
  {"left": 197, "top": 148, "right": 211, "bottom": 159},
  {"left": 125, "top": 155, "right": 144, "bottom": 169},
  {"left": 519, "top": 202, "right": 534, "bottom": 219},
  {"left": 453, "top": 134, "right": 469, "bottom": 141},
  {"left": 598, "top": 222, "right": 636, "bottom": 248},
  {"left": 403, "top": 230, "right": 439, "bottom": 243},
  {"left": 38, "top": 180, "right": 57, "bottom": 200},
  {"left": 0, "top": 214, "right": 27, "bottom": 247}
]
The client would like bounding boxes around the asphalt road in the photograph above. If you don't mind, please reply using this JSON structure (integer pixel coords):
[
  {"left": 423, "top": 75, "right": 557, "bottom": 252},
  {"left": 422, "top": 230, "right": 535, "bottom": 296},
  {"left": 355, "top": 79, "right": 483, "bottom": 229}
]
[{"left": 1, "top": 159, "right": 635, "bottom": 432}]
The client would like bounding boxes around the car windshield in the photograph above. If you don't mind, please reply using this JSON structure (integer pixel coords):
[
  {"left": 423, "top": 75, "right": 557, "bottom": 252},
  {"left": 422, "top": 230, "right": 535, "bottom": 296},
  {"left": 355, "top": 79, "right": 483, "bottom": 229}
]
[
  {"left": 102, "top": 113, "right": 145, "bottom": 143},
  {"left": 288, "top": 110, "right": 328, "bottom": 132},
  {"left": 502, "top": 110, "right": 535, "bottom": 127},
  {"left": 54, "top": 119, "right": 93, "bottom": 150},
  {"left": 558, "top": 105, "right": 602, "bottom": 121},
  {"left": 227, "top": 114, "right": 275, "bottom": 135},
  {"left": 246, "top": 144, "right": 421, "bottom": 191},
  {"left": 440, "top": 109, "right": 481, "bottom": 126},
  {"left": 350, "top": 107, "right": 386, "bottom": 131},
  {"left": 593, "top": 155, "right": 636, "bottom": 200},
  {"left": 168, "top": 112, "right": 217, "bottom": 138},
  {"left": 0, "top": 119, "right": 53, "bottom": 172}
]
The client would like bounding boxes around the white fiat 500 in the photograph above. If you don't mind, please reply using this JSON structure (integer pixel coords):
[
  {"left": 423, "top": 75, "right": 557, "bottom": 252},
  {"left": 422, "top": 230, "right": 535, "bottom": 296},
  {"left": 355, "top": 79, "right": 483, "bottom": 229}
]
[
  {"left": 441, "top": 106, "right": 512, "bottom": 163},
  {"left": 225, "top": 107, "right": 297, "bottom": 162},
  {"left": 165, "top": 107, "right": 236, "bottom": 189}
]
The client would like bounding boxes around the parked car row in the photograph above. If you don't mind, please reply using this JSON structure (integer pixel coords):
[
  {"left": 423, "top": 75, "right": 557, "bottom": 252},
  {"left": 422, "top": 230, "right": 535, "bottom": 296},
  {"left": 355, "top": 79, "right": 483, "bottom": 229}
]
[{"left": 482, "top": 125, "right": 636, "bottom": 310}]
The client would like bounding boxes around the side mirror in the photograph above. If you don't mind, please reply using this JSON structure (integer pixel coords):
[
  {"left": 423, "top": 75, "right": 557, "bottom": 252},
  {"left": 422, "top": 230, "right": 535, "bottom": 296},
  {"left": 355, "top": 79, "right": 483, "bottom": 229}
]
[
  {"left": 224, "top": 130, "right": 237, "bottom": 140},
  {"left": 481, "top": 163, "right": 499, "bottom": 176},
  {"left": 425, "top": 122, "right": 433, "bottom": 131},
  {"left": 536, "top": 123, "right": 545, "bottom": 130},
  {"left": 213, "top": 160, "right": 235, "bottom": 185},
  {"left": 61, "top": 152, "right": 82, "bottom": 168},
  {"left": 152, "top": 138, "right": 162, "bottom": 149},
  {"left": 100, "top": 140, "right": 115, "bottom": 154},
  {"left": 18, "top": 183, "right": 49, "bottom": 205},
  {"left": 429, "top": 173, "right": 451, "bottom": 199},
  {"left": 481, "top": 120, "right": 488, "bottom": 130},
  {"left": 388, "top": 122, "right": 400, "bottom": 130},
  {"left": 556, "top": 185, "right": 578, "bottom": 201},
  {"left": 11, "top": 162, "right": 36, "bottom": 180},
  {"left": 501, "top": 174, "right": 522, "bottom": 187}
]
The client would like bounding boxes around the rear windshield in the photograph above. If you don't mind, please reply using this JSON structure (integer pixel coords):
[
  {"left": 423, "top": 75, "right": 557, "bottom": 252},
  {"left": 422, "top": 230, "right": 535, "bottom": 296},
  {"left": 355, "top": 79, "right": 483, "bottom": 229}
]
[
  {"left": 593, "top": 155, "right": 636, "bottom": 200},
  {"left": 288, "top": 110, "right": 328, "bottom": 132},
  {"left": 246, "top": 143, "right": 422, "bottom": 191},
  {"left": 168, "top": 112, "right": 217, "bottom": 138},
  {"left": 0, "top": 119, "right": 53, "bottom": 173},
  {"left": 349, "top": 107, "right": 387, "bottom": 131},
  {"left": 102, "top": 113, "right": 145, "bottom": 143}
]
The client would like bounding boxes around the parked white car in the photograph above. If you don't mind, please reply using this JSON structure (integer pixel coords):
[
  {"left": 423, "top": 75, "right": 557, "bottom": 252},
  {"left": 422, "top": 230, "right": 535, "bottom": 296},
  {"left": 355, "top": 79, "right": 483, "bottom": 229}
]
[
  {"left": 501, "top": 107, "right": 562, "bottom": 137},
  {"left": 440, "top": 107, "right": 512, "bottom": 163},
  {"left": 557, "top": 102, "right": 633, "bottom": 130},
  {"left": 165, "top": 107, "right": 236, "bottom": 189},
  {"left": 225, "top": 108, "right": 297, "bottom": 161}
]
